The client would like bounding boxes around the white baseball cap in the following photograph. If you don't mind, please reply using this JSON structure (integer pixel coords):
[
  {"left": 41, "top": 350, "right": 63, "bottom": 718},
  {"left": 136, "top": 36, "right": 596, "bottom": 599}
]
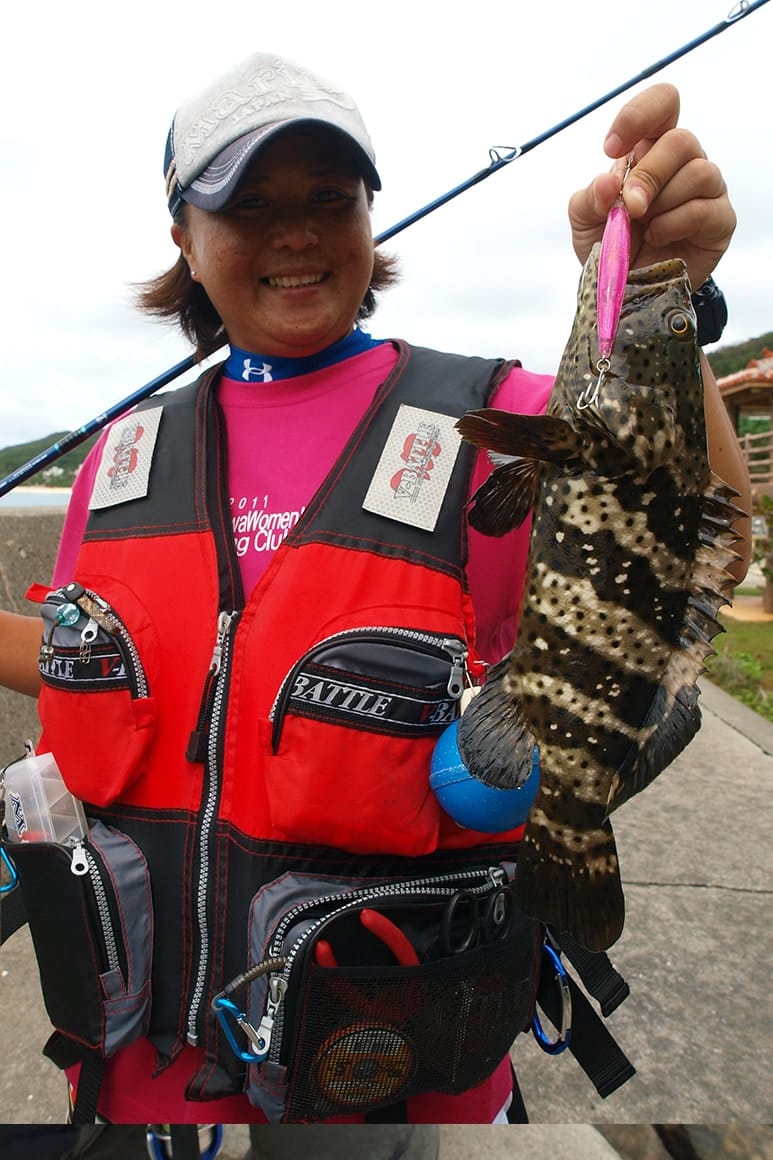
[{"left": 164, "top": 52, "right": 381, "bottom": 216}]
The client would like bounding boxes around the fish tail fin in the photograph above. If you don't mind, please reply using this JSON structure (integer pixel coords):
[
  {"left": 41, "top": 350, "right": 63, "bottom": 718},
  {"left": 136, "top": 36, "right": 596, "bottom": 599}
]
[{"left": 516, "top": 798, "right": 625, "bottom": 952}]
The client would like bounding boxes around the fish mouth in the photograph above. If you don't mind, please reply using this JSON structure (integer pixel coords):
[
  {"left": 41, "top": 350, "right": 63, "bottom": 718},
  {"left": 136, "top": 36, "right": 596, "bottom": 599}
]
[{"left": 623, "top": 257, "right": 689, "bottom": 300}]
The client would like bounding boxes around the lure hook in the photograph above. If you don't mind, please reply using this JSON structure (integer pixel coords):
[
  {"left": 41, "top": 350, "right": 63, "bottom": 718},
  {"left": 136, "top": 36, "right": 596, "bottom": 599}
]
[{"left": 577, "top": 359, "right": 610, "bottom": 411}]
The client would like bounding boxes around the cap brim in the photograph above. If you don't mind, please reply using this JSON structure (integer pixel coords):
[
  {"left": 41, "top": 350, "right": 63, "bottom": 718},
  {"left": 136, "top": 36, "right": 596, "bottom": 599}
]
[{"left": 181, "top": 118, "right": 381, "bottom": 211}]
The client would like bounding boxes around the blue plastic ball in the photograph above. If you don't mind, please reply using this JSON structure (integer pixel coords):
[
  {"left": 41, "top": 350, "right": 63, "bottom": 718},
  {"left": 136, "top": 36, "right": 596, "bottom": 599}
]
[{"left": 429, "top": 719, "right": 540, "bottom": 832}]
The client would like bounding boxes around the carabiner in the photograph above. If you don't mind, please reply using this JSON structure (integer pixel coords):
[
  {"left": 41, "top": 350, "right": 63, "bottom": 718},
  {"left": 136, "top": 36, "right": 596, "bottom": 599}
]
[
  {"left": 145, "top": 1123, "right": 223, "bottom": 1160},
  {"left": 532, "top": 942, "right": 572, "bottom": 1054},
  {"left": 212, "top": 994, "right": 271, "bottom": 1064},
  {"left": 0, "top": 846, "right": 18, "bottom": 893}
]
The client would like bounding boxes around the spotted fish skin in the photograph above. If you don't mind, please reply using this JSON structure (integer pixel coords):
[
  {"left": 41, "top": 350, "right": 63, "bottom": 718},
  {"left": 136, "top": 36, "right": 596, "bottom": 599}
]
[{"left": 456, "top": 245, "right": 742, "bottom": 952}]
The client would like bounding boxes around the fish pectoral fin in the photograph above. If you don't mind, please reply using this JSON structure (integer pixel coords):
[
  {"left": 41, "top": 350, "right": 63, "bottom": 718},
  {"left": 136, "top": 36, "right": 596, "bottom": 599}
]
[
  {"left": 516, "top": 804, "right": 624, "bottom": 952},
  {"left": 458, "top": 660, "right": 536, "bottom": 788},
  {"left": 457, "top": 409, "right": 580, "bottom": 463},
  {"left": 467, "top": 458, "right": 541, "bottom": 534},
  {"left": 461, "top": 409, "right": 583, "bottom": 535}
]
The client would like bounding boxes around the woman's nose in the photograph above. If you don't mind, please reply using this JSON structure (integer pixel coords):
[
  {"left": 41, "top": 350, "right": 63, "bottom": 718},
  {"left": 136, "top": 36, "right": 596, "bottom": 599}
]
[{"left": 270, "top": 209, "right": 319, "bottom": 249}]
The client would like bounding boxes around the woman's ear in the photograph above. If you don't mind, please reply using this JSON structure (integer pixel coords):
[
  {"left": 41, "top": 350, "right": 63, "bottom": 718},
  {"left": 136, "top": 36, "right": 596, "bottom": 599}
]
[{"left": 171, "top": 221, "right": 198, "bottom": 279}]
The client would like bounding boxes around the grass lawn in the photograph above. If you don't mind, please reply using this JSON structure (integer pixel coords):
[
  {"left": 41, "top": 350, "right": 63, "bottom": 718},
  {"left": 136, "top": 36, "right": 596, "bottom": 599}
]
[{"left": 704, "top": 589, "right": 773, "bottom": 721}]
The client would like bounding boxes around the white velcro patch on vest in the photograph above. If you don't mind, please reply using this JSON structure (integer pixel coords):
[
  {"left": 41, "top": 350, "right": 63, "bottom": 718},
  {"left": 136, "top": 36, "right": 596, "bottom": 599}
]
[
  {"left": 362, "top": 405, "right": 462, "bottom": 532},
  {"left": 88, "top": 407, "right": 163, "bottom": 510}
]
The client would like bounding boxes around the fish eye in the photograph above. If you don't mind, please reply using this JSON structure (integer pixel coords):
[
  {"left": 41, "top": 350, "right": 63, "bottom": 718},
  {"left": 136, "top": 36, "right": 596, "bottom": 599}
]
[{"left": 668, "top": 310, "right": 692, "bottom": 338}]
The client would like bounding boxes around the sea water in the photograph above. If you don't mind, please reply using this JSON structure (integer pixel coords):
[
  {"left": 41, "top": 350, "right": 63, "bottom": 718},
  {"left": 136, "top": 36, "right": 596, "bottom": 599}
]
[{"left": 0, "top": 487, "right": 71, "bottom": 509}]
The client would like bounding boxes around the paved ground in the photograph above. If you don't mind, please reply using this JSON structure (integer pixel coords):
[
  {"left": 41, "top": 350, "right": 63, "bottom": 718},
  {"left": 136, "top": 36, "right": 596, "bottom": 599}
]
[
  {"left": 1, "top": 511, "right": 772, "bottom": 1146},
  {"left": 2, "top": 677, "right": 770, "bottom": 1134}
]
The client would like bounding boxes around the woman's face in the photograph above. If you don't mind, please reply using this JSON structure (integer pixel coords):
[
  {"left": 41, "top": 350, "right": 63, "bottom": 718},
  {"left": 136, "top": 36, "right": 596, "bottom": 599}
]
[{"left": 173, "top": 131, "right": 375, "bottom": 357}]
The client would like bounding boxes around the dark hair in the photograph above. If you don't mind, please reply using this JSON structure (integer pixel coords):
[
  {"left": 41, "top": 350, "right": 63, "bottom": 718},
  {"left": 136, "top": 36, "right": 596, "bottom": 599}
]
[{"left": 134, "top": 198, "right": 400, "bottom": 361}]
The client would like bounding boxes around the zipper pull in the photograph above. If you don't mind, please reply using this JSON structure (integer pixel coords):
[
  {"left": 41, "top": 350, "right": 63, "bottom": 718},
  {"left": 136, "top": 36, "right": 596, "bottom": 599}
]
[
  {"left": 254, "top": 975, "right": 288, "bottom": 1057},
  {"left": 79, "top": 618, "right": 98, "bottom": 665},
  {"left": 209, "top": 611, "right": 233, "bottom": 677},
  {"left": 186, "top": 612, "right": 235, "bottom": 763},
  {"left": 70, "top": 842, "right": 89, "bottom": 876},
  {"left": 62, "top": 582, "right": 86, "bottom": 602},
  {"left": 443, "top": 639, "right": 468, "bottom": 699},
  {"left": 74, "top": 592, "right": 119, "bottom": 635}
]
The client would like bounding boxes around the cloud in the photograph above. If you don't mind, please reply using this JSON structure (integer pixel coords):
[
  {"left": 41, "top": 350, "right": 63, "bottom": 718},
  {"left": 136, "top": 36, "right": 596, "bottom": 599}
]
[{"left": 1, "top": 0, "right": 771, "bottom": 452}]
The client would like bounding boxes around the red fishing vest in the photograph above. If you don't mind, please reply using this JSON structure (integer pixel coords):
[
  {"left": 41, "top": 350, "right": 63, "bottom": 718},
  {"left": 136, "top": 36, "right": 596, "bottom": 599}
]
[{"left": 32, "top": 342, "right": 529, "bottom": 1098}]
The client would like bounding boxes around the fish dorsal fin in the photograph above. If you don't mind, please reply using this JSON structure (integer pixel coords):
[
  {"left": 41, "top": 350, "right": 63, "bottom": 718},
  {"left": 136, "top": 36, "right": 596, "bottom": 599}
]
[{"left": 607, "top": 472, "right": 745, "bottom": 813}]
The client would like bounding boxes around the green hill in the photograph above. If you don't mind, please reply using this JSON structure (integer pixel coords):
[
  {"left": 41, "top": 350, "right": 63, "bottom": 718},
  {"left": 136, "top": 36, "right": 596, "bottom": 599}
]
[
  {"left": 0, "top": 431, "right": 100, "bottom": 489},
  {"left": 706, "top": 331, "right": 773, "bottom": 379},
  {"left": 1, "top": 332, "right": 771, "bottom": 488}
]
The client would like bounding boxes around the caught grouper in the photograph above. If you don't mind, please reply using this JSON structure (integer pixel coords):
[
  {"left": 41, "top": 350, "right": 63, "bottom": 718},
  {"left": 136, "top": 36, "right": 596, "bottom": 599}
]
[{"left": 456, "top": 244, "right": 743, "bottom": 952}]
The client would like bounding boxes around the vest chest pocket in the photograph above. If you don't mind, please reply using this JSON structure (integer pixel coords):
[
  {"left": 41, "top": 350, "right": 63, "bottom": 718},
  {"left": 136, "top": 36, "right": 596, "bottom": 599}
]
[
  {"left": 30, "top": 580, "right": 158, "bottom": 807},
  {"left": 264, "top": 627, "right": 469, "bottom": 855}
]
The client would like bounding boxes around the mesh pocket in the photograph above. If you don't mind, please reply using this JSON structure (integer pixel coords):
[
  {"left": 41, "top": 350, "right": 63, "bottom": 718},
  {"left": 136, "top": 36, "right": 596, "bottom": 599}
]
[{"left": 282, "top": 915, "right": 537, "bottom": 1121}]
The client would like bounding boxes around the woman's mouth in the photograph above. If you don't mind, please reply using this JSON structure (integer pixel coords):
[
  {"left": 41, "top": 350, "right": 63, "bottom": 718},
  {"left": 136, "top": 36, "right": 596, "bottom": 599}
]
[{"left": 263, "top": 272, "right": 328, "bottom": 289}]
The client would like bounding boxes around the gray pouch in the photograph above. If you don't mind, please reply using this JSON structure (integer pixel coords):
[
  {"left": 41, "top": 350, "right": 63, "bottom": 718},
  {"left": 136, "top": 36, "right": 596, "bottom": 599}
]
[{"left": 3, "top": 818, "right": 153, "bottom": 1056}]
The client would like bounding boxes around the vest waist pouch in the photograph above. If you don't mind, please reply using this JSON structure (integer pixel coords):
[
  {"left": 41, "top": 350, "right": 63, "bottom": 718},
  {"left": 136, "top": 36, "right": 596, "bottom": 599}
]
[
  {"left": 238, "top": 862, "right": 539, "bottom": 1122},
  {"left": 3, "top": 819, "right": 153, "bottom": 1058}
]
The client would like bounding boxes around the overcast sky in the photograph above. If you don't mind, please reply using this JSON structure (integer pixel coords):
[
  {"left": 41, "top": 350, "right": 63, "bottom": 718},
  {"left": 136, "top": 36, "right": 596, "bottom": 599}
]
[{"left": 1, "top": 0, "right": 771, "bottom": 451}]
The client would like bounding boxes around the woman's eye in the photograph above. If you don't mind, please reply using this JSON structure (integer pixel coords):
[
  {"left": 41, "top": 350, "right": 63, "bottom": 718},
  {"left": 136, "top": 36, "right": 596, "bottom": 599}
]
[
  {"left": 314, "top": 188, "right": 348, "bottom": 203},
  {"left": 229, "top": 195, "right": 268, "bottom": 211}
]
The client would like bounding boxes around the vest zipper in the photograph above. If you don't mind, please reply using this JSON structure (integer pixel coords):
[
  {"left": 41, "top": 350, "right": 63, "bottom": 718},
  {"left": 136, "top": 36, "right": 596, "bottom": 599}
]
[
  {"left": 268, "top": 628, "right": 469, "bottom": 754},
  {"left": 55, "top": 582, "right": 150, "bottom": 699},
  {"left": 186, "top": 610, "right": 233, "bottom": 764},
  {"left": 69, "top": 839, "right": 120, "bottom": 973},
  {"left": 259, "top": 865, "right": 507, "bottom": 1061},
  {"left": 187, "top": 610, "right": 237, "bottom": 1046}
]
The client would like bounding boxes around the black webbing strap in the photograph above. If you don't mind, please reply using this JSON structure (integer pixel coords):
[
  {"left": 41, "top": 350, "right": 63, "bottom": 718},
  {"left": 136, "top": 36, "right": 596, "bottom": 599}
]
[
  {"left": 535, "top": 934, "right": 636, "bottom": 1099},
  {"left": 364, "top": 1101, "right": 409, "bottom": 1123},
  {"left": 168, "top": 1125, "right": 202, "bottom": 1160},
  {"left": 536, "top": 966, "right": 636, "bottom": 1098},
  {"left": 70, "top": 1051, "right": 106, "bottom": 1124},
  {"left": 0, "top": 882, "right": 28, "bottom": 946},
  {"left": 548, "top": 927, "right": 630, "bottom": 1017}
]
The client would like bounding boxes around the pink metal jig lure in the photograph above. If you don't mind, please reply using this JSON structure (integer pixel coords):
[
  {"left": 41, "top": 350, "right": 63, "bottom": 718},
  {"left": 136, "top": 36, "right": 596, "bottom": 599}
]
[{"left": 578, "top": 156, "right": 633, "bottom": 410}]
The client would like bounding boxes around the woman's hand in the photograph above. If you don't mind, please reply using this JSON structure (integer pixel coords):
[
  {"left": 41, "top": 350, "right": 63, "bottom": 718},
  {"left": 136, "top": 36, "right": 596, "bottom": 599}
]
[{"left": 568, "top": 83, "right": 736, "bottom": 291}]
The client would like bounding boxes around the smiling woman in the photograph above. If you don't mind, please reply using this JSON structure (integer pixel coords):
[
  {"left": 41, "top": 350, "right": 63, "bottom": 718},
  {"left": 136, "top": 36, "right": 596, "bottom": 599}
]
[
  {"left": 172, "top": 135, "right": 378, "bottom": 356},
  {"left": 0, "top": 46, "right": 750, "bottom": 1146},
  {"left": 138, "top": 131, "right": 399, "bottom": 359}
]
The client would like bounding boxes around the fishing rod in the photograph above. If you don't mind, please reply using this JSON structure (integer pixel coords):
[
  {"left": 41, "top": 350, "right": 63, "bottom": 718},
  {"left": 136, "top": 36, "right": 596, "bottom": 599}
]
[{"left": 0, "top": 0, "right": 768, "bottom": 498}]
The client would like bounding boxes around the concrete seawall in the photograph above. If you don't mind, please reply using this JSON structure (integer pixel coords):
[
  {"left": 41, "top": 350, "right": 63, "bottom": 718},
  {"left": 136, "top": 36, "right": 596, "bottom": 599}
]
[{"left": 0, "top": 510, "right": 65, "bottom": 757}]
